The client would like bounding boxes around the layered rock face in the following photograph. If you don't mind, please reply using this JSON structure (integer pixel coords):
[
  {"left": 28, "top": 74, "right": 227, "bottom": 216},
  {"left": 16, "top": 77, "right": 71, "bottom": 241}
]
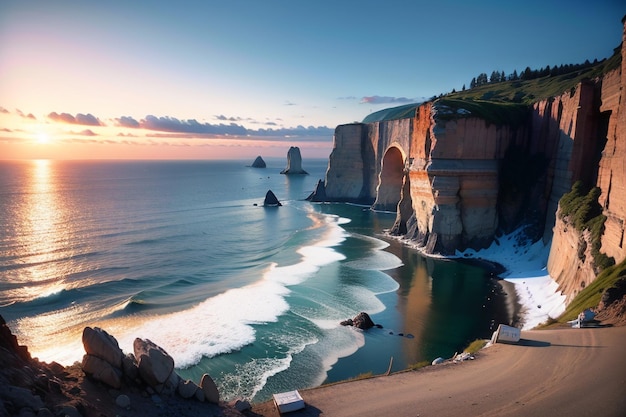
[{"left": 318, "top": 18, "right": 626, "bottom": 274}]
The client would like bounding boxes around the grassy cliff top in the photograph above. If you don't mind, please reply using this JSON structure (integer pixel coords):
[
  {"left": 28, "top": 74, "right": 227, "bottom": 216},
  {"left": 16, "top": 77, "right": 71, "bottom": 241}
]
[{"left": 362, "top": 49, "right": 621, "bottom": 126}]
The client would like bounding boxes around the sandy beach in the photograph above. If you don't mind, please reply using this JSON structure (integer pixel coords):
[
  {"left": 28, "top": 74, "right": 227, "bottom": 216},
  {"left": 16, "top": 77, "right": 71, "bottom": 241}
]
[{"left": 250, "top": 326, "right": 626, "bottom": 417}]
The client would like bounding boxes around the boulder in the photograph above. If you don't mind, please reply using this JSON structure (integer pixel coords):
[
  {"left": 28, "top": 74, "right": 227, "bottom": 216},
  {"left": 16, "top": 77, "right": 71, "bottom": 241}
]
[
  {"left": 82, "top": 327, "right": 123, "bottom": 368},
  {"left": 121, "top": 353, "right": 139, "bottom": 382},
  {"left": 200, "top": 373, "right": 220, "bottom": 404},
  {"left": 177, "top": 379, "right": 198, "bottom": 399},
  {"left": 340, "top": 312, "right": 376, "bottom": 330},
  {"left": 133, "top": 338, "right": 174, "bottom": 388},
  {"left": 115, "top": 394, "right": 131, "bottom": 409},
  {"left": 263, "top": 190, "right": 282, "bottom": 207},
  {"left": 81, "top": 354, "right": 122, "bottom": 389},
  {"left": 250, "top": 156, "right": 266, "bottom": 168},
  {"left": 280, "top": 146, "right": 308, "bottom": 175}
]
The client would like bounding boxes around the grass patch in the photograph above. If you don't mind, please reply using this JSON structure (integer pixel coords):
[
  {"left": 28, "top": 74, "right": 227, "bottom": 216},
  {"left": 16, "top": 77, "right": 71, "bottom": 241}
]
[
  {"left": 558, "top": 181, "right": 615, "bottom": 273},
  {"left": 347, "top": 371, "right": 374, "bottom": 381},
  {"left": 447, "top": 52, "right": 620, "bottom": 105},
  {"left": 407, "top": 360, "right": 431, "bottom": 371},
  {"left": 360, "top": 51, "right": 621, "bottom": 126},
  {"left": 463, "top": 339, "right": 487, "bottom": 354},
  {"left": 557, "top": 258, "right": 626, "bottom": 323}
]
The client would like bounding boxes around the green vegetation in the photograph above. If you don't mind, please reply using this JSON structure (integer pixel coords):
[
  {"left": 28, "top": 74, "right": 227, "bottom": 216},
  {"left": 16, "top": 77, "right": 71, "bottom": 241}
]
[
  {"left": 557, "top": 258, "right": 626, "bottom": 323},
  {"left": 347, "top": 371, "right": 374, "bottom": 381},
  {"left": 361, "top": 47, "right": 621, "bottom": 126},
  {"left": 448, "top": 52, "right": 620, "bottom": 105},
  {"left": 558, "top": 181, "right": 615, "bottom": 272},
  {"left": 407, "top": 360, "right": 431, "bottom": 371},
  {"left": 463, "top": 339, "right": 487, "bottom": 354}
]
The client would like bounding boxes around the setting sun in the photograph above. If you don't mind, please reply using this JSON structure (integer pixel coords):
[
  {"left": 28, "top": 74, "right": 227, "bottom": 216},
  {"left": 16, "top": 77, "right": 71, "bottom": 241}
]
[{"left": 36, "top": 131, "right": 50, "bottom": 144}]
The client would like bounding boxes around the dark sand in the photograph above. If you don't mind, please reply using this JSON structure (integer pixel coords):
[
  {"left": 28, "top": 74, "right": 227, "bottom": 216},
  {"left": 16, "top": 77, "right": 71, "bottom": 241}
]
[{"left": 250, "top": 326, "right": 626, "bottom": 417}]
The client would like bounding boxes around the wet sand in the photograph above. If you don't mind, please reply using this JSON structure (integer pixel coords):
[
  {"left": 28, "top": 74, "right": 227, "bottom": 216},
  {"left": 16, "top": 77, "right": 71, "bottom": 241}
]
[{"left": 250, "top": 326, "right": 626, "bottom": 417}]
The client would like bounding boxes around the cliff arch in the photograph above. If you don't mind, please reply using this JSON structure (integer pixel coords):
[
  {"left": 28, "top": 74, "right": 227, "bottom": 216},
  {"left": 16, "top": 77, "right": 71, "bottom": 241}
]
[{"left": 372, "top": 146, "right": 406, "bottom": 211}]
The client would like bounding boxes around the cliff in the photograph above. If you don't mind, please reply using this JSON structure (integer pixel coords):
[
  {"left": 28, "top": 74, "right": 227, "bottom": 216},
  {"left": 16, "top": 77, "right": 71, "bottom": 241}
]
[{"left": 312, "top": 18, "right": 626, "bottom": 306}]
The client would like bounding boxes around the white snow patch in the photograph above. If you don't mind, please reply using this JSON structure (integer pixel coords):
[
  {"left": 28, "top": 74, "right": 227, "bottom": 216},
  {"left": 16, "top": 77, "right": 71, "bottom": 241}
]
[{"left": 456, "top": 226, "right": 566, "bottom": 330}]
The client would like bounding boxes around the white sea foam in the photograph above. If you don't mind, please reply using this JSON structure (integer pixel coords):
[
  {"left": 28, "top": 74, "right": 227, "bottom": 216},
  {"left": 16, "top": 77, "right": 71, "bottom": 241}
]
[
  {"left": 456, "top": 226, "right": 566, "bottom": 329},
  {"left": 109, "top": 210, "right": 352, "bottom": 373}
]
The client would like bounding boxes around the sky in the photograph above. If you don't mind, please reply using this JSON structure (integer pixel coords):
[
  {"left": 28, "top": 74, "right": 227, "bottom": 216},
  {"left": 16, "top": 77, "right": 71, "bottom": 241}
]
[{"left": 1, "top": 1, "right": 623, "bottom": 160}]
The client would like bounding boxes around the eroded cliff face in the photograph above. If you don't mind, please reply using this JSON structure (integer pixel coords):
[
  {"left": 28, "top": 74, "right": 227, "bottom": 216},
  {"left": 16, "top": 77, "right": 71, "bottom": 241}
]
[
  {"left": 547, "top": 23, "right": 626, "bottom": 299},
  {"left": 319, "top": 19, "right": 625, "bottom": 304}
]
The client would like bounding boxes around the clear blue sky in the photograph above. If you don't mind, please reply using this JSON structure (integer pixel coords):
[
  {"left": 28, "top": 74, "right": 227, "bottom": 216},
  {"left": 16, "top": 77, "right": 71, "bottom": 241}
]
[{"left": 0, "top": 0, "right": 623, "bottom": 159}]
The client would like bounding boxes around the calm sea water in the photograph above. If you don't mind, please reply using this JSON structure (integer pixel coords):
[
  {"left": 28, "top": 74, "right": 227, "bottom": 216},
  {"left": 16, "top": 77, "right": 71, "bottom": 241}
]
[{"left": 0, "top": 159, "right": 509, "bottom": 402}]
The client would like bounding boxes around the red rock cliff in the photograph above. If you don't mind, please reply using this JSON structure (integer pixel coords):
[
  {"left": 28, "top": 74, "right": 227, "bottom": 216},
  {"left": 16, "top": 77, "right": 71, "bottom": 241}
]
[{"left": 319, "top": 18, "right": 625, "bottom": 304}]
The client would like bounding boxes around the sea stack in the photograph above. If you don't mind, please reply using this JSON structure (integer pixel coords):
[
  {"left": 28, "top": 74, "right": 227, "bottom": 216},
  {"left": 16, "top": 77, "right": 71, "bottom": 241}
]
[
  {"left": 250, "top": 155, "right": 266, "bottom": 168},
  {"left": 280, "top": 146, "right": 308, "bottom": 175},
  {"left": 263, "top": 190, "right": 282, "bottom": 206}
]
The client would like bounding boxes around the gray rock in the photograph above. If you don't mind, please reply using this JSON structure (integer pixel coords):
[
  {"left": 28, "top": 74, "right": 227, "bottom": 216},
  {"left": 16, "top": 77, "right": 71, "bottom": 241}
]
[
  {"left": 82, "top": 327, "right": 123, "bottom": 368},
  {"left": 133, "top": 338, "right": 175, "bottom": 387},
  {"left": 200, "top": 373, "right": 220, "bottom": 404},
  {"left": 177, "top": 379, "right": 198, "bottom": 399},
  {"left": 81, "top": 353, "right": 122, "bottom": 389},
  {"left": 195, "top": 387, "right": 205, "bottom": 402},
  {"left": 122, "top": 352, "right": 139, "bottom": 381},
  {"left": 58, "top": 405, "right": 82, "bottom": 417},
  {"left": 263, "top": 190, "right": 282, "bottom": 207},
  {"left": 250, "top": 156, "right": 266, "bottom": 168},
  {"left": 36, "top": 408, "right": 54, "bottom": 417},
  {"left": 115, "top": 394, "right": 131, "bottom": 409},
  {"left": 280, "top": 146, "right": 308, "bottom": 175},
  {"left": 0, "top": 385, "right": 44, "bottom": 411},
  {"left": 432, "top": 357, "right": 445, "bottom": 365}
]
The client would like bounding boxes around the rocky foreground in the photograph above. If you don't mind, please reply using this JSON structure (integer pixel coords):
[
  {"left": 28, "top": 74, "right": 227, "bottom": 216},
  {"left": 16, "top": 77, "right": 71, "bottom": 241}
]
[{"left": 0, "top": 316, "right": 254, "bottom": 417}]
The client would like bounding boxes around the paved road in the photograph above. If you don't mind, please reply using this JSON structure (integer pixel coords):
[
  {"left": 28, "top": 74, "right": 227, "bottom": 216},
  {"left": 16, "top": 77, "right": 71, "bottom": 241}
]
[{"left": 251, "top": 326, "right": 626, "bottom": 417}]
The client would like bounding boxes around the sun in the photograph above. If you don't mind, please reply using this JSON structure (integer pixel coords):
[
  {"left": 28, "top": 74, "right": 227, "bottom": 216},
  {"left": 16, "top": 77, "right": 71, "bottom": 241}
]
[{"left": 36, "top": 131, "right": 51, "bottom": 144}]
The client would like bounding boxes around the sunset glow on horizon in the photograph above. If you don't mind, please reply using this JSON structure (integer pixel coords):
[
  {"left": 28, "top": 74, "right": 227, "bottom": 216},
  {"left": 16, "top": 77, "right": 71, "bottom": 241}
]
[{"left": 1, "top": 1, "right": 622, "bottom": 160}]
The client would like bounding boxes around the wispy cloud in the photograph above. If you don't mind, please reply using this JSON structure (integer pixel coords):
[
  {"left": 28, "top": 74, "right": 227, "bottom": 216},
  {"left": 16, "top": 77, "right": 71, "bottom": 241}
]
[
  {"left": 48, "top": 112, "right": 102, "bottom": 126},
  {"left": 16, "top": 109, "right": 36, "bottom": 119},
  {"left": 68, "top": 129, "right": 98, "bottom": 136},
  {"left": 360, "top": 96, "right": 421, "bottom": 105},
  {"left": 117, "top": 113, "right": 333, "bottom": 138},
  {"left": 141, "top": 115, "right": 248, "bottom": 135},
  {"left": 0, "top": 107, "right": 9, "bottom": 114}
]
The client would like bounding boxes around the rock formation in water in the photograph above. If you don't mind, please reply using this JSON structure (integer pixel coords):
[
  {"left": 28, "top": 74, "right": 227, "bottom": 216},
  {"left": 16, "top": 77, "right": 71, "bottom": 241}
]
[
  {"left": 311, "top": 17, "right": 626, "bottom": 306},
  {"left": 340, "top": 312, "right": 376, "bottom": 329},
  {"left": 280, "top": 146, "right": 308, "bottom": 175},
  {"left": 263, "top": 190, "right": 282, "bottom": 206},
  {"left": 250, "top": 156, "right": 266, "bottom": 168}
]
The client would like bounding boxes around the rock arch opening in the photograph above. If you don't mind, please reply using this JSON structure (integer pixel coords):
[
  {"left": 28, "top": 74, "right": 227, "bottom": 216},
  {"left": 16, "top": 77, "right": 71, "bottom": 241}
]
[{"left": 373, "top": 146, "right": 405, "bottom": 212}]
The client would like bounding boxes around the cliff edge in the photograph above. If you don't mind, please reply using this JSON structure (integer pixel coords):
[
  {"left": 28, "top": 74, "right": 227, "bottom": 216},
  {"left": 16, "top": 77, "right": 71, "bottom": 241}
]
[{"left": 311, "top": 18, "right": 626, "bottom": 309}]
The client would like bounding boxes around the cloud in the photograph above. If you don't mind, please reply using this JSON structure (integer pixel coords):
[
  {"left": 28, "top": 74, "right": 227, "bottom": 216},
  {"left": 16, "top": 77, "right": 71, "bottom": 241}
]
[
  {"left": 253, "top": 125, "right": 334, "bottom": 138},
  {"left": 69, "top": 129, "right": 98, "bottom": 136},
  {"left": 141, "top": 115, "right": 248, "bottom": 135},
  {"left": 360, "top": 96, "right": 419, "bottom": 105},
  {"left": 214, "top": 114, "right": 246, "bottom": 122},
  {"left": 15, "top": 109, "right": 36, "bottom": 119},
  {"left": 48, "top": 112, "right": 102, "bottom": 126},
  {"left": 116, "top": 116, "right": 140, "bottom": 128},
  {"left": 0, "top": 107, "right": 9, "bottom": 114}
]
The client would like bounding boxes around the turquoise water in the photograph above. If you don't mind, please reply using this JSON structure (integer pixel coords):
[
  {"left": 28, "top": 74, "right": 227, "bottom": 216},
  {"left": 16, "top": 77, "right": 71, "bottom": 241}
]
[{"left": 0, "top": 159, "right": 509, "bottom": 402}]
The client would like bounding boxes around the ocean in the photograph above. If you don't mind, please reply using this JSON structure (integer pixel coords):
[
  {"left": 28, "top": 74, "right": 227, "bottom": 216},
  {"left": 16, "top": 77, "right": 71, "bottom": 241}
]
[{"left": 0, "top": 159, "right": 509, "bottom": 402}]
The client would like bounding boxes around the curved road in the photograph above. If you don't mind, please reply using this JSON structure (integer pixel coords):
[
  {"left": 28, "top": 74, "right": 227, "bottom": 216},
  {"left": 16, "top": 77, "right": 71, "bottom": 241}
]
[{"left": 251, "top": 326, "right": 626, "bottom": 417}]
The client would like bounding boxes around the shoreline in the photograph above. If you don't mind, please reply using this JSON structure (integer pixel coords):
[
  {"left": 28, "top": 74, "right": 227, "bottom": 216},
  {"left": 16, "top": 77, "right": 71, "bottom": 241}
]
[
  {"left": 250, "top": 325, "right": 626, "bottom": 416},
  {"left": 387, "top": 226, "right": 566, "bottom": 330}
]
